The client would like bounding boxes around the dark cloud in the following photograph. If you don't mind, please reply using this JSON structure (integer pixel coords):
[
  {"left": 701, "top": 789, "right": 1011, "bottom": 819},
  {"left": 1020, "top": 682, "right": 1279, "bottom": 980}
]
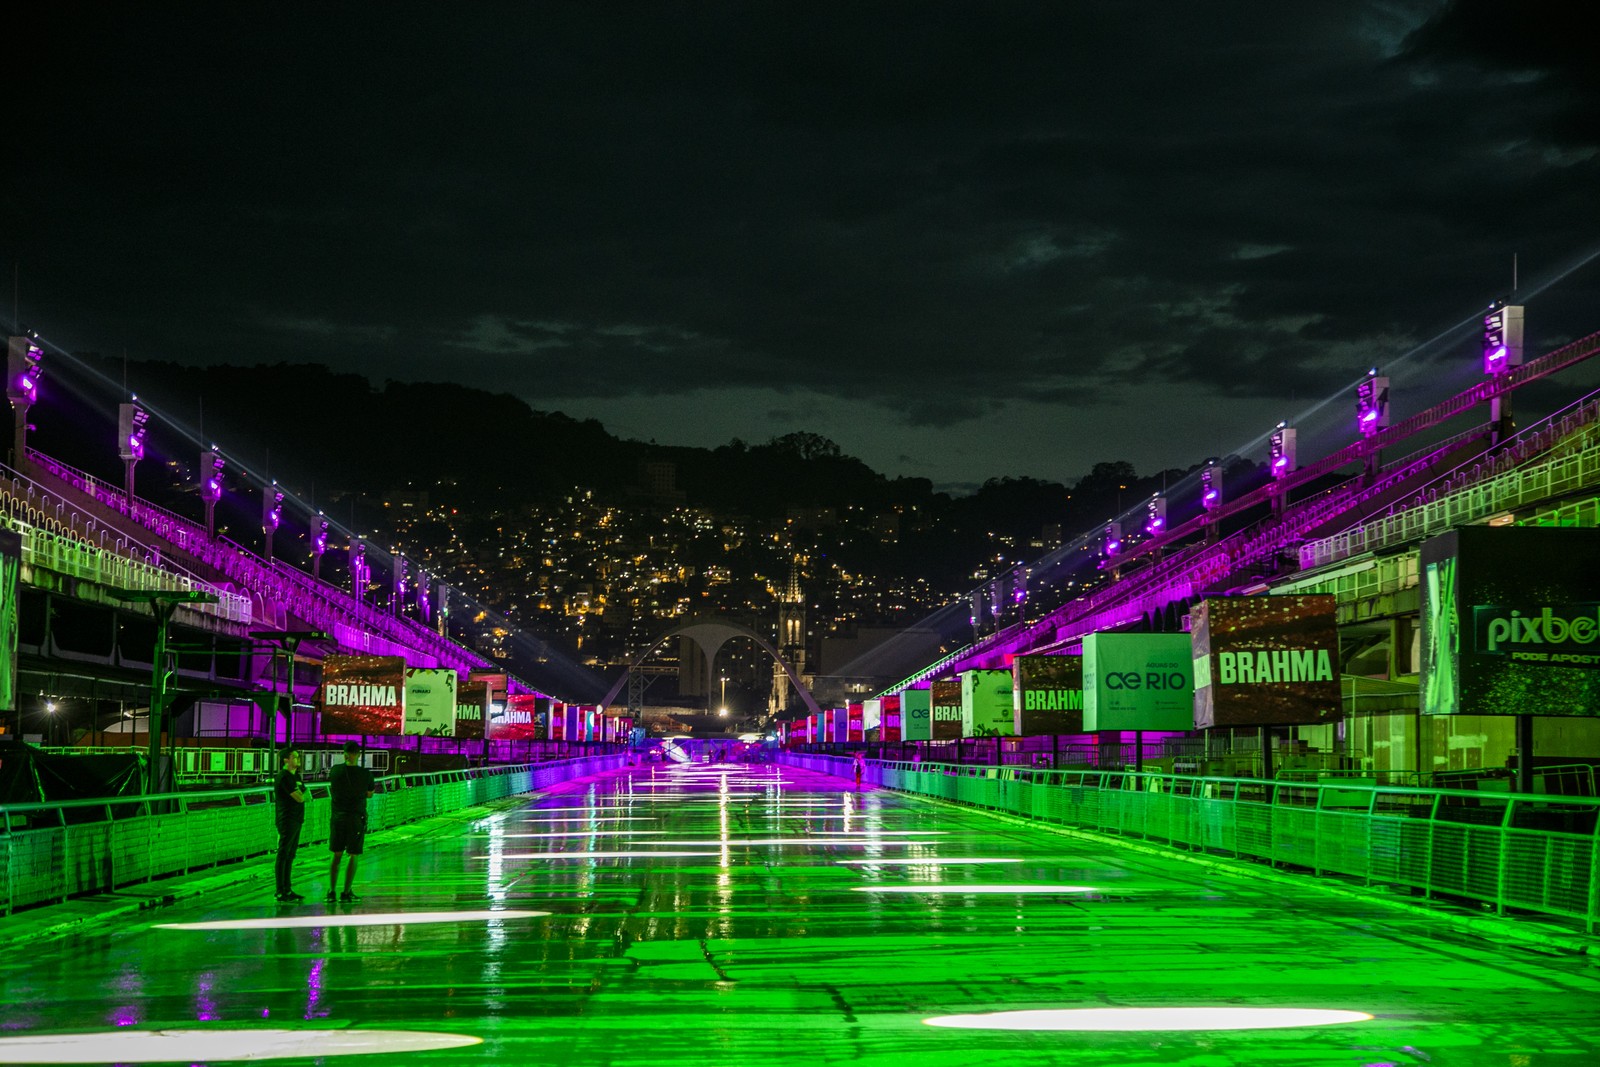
[{"left": 6, "top": 1, "right": 1600, "bottom": 487}]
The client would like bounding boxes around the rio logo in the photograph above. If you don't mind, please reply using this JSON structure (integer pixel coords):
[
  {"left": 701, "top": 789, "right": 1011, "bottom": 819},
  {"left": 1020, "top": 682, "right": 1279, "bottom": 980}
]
[{"left": 1105, "top": 672, "right": 1186, "bottom": 691}]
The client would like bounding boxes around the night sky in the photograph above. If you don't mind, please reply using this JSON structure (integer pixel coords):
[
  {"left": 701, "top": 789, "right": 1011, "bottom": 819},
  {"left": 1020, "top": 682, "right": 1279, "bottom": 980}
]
[{"left": 8, "top": 1, "right": 1600, "bottom": 493}]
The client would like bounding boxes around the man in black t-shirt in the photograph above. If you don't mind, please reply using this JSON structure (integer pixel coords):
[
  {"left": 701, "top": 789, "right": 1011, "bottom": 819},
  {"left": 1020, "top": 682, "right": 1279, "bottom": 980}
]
[
  {"left": 326, "top": 741, "right": 376, "bottom": 903},
  {"left": 273, "top": 748, "right": 307, "bottom": 901}
]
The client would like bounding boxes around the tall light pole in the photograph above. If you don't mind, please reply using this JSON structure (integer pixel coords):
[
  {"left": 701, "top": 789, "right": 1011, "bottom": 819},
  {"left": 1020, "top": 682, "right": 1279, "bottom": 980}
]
[
  {"left": 253, "top": 630, "right": 328, "bottom": 760},
  {"left": 718, "top": 675, "right": 728, "bottom": 718},
  {"left": 108, "top": 588, "right": 219, "bottom": 795}
]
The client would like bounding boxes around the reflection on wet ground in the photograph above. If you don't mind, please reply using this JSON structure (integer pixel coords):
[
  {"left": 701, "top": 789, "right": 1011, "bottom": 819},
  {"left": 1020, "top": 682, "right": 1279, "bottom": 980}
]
[{"left": 2, "top": 762, "right": 1597, "bottom": 1065}]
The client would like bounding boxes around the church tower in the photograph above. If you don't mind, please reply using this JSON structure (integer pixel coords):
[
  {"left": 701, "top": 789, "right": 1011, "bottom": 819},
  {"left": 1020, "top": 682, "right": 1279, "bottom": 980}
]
[{"left": 769, "top": 559, "right": 807, "bottom": 716}]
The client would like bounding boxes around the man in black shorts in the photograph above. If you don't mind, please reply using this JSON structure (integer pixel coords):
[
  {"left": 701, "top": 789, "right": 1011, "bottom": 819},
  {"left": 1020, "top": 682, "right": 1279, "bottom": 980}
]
[
  {"left": 273, "top": 748, "right": 307, "bottom": 901},
  {"left": 327, "top": 741, "right": 376, "bottom": 903}
]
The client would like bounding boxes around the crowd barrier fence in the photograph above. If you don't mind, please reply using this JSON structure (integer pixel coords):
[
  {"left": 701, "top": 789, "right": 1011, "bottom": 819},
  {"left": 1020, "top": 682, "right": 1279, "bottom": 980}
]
[
  {"left": 0, "top": 753, "right": 626, "bottom": 916},
  {"left": 780, "top": 753, "right": 1600, "bottom": 933}
]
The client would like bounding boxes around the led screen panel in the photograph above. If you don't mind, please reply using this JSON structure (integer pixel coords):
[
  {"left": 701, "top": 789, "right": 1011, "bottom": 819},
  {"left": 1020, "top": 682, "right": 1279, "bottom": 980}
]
[
  {"left": 454, "top": 681, "right": 487, "bottom": 739},
  {"left": 1082, "top": 633, "right": 1193, "bottom": 731},
  {"left": 878, "top": 695, "right": 901, "bottom": 742},
  {"left": 1421, "top": 527, "right": 1600, "bottom": 716},
  {"left": 492, "top": 693, "right": 545, "bottom": 740},
  {"left": 961, "top": 669, "right": 1015, "bottom": 736},
  {"left": 900, "top": 689, "right": 931, "bottom": 740},
  {"left": 1191, "top": 596, "right": 1340, "bottom": 728},
  {"left": 320, "top": 655, "right": 406, "bottom": 736},
  {"left": 1012, "top": 654, "right": 1084, "bottom": 735},
  {"left": 403, "top": 668, "right": 457, "bottom": 736},
  {"left": 930, "top": 679, "right": 963, "bottom": 739}
]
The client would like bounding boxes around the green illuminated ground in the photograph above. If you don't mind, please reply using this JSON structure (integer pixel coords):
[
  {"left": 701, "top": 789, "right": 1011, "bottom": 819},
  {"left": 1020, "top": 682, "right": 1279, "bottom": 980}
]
[{"left": 2, "top": 763, "right": 1598, "bottom": 1065}]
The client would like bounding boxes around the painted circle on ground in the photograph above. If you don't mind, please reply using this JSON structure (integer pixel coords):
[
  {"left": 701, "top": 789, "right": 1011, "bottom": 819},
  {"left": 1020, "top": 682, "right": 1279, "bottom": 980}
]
[
  {"left": 0, "top": 1028, "right": 481, "bottom": 1063},
  {"left": 923, "top": 1007, "right": 1374, "bottom": 1031},
  {"left": 156, "top": 910, "right": 549, "bottom": 931}
]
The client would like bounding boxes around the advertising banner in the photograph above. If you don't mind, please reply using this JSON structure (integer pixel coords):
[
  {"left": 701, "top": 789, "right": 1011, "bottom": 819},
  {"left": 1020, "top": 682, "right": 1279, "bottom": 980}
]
[
  {"left": 320, "top": 655, "right": 407, "bottom": 735},
  {"left": 961, "top": 669, "right": 1015, "bottom": 735},
  {"left": 930, "top": 679, "right": 963, "bottom": 739},
  {"left": 1082, "top": 633, "right": 1193, "bottom": 731},
  {"left": 491, "top": 693, "right": 545, "bottom": 741},
  {"left": 862, "top": 698, "right": 882, "bottom": 733},
  {"left": 468, "top": 671, "right": 509, "bottom": 707},
  {"left": 403, "top": 668, "right": 457, "bottom": 736},
  {"left": 454, "top": 681, "right": 487, "bottom": 739},
  {"left": 847, "top": 702, "right": 864, "bottom": 742},
  {"left": 1191, "top": 596, "right": 1340, "bottom": 728},
  {"left": 549, "top": 701, "right": 567, "bottom": 741},
  {"left": 900, "top": 689, "right": 931, "bottom": 741},
  {"left": 1012, "top": 654, "right": 1084, "bottom": 735},
  {"left": 878, "top": 695, "right": 902, "bottom": 742},
  {"left": 1421, "top": 527, "right": 1600, "bottom": 716}
]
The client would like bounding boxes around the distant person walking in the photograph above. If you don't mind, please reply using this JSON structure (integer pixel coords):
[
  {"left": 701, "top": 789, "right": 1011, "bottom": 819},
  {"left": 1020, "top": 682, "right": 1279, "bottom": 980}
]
[
  {"left": 853, "top": 753, "right": 865, "bottom": 792},
  {"left": 273, "top": 748, "right": 307, "bottom": 902},
  {"left": 327, "top": 741, "right": 376, "bottom": 903}
]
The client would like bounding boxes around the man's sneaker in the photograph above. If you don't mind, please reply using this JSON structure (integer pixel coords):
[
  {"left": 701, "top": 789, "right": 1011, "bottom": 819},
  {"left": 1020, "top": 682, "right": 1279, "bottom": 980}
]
[
  {"left": 339, "top": 890, "right": 359, "bottom": 903},
  {"left": 325, "top": 891, "right": 338, "bottom": 903},
  {"left": 282, "top": 890, "right": 305, "bottom": 902}
]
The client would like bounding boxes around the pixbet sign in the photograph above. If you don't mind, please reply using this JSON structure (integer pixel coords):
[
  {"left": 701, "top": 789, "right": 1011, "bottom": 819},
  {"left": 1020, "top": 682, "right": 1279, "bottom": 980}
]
[{"left": 1474, "top": 604, "right": 1600, "bottom": 667}]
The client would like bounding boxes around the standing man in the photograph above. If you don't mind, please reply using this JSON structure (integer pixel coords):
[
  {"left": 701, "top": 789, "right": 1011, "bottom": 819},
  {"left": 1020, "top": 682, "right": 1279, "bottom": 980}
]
[
  {"left": 274, "top": 748, "right": 307, "bottom": 902},
  {"left": 327, "top": 741, "right": 376, "bottom": 903}
]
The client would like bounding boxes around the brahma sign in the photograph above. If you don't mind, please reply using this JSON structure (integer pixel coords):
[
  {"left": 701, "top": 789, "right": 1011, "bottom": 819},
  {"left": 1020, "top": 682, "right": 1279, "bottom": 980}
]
[{"left": 320, "top": 655, "right": 406, "bottom": 736}]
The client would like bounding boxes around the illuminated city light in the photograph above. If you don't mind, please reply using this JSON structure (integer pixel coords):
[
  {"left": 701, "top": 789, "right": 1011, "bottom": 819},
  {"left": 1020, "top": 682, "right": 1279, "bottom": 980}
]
[
  {"left": 0, "top": 1029, "right": 482, "bottom": 1063},
  {"left": 923, "top": 1007, "right": 1374, "bottom": 1031},
  {"left": 156, "top": 910, "right": 550, "bottom": 931}
]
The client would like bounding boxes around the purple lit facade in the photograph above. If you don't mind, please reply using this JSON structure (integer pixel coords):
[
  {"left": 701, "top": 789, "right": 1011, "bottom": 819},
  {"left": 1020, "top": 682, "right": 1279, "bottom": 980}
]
[
  {"left": 199, "top": 451, "right": 224, "bottom": 502},
  {"left": 1270, "top": 425, "right": 1295, "bottom": 478},
  {"left": 1145, "top": 495, "right": 1166, "bottom": 535},
  {"left": 1201, "top": 463, "right": 1222, "bottom": 511},
  {"left": 1356, "top": 373, "right": 1389, "bottom": 437},
  {"left": 262, "top": 485, "right": 283, "bottom": 532},
  {"left": 5, "top": 336, "right": 42, "bottom": 405},
  {"left": 1483, "top": 303, "right": 1524, "bottom": 375},
  {"left": 118, "top": 401, "right": 148, "bottom": 461}
]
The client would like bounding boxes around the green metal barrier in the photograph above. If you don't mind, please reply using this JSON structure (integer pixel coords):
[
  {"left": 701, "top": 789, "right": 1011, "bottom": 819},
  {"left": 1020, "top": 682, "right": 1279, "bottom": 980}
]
[
  {"left": 780, "top": 753, "right": 1600, "bottom": 933},
  {"left": 0, "top": 754, "right": 627, "bottom": 916}
]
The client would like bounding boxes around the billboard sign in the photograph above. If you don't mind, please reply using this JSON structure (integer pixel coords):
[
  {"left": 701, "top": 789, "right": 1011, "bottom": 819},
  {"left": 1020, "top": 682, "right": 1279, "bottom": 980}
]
[
  {"left": 403, "top": 668, "right": 457, "bottom": 736},
  {"left": 1191, "top": 596, "right": 1340, "bottom": 728},
  {"left": 847, "top": 702, "right": 864, "bottom": 742},
  {"left": 320, "top": 655, "right": 406, "bottom": 735},
  {"left": 1012, "top": 654, "right": 1084, "bottom": 735},
  {"left": 878, "top": 695, "right": 902, "bottom": 742},
  {"left": 930, "top": 679, "right": 963, "bottom": 739},
  {"left": 455, "top": 681, "right": 487, "bottom": 739},
  {"left": 1422, "top": 527, "right": 1600, "bottom": 716},
  {"left": 900, "top": 690, "right": 931, "bottom": 741},
  {"left": 1082, "top": 633, "right": 1193, "bottom": 731},
  {"left": 961, "top": 669, "right": 1015, "bottom": 736},
  {"left": 491, "top": 693, "right": 545, "bottom": 740}
]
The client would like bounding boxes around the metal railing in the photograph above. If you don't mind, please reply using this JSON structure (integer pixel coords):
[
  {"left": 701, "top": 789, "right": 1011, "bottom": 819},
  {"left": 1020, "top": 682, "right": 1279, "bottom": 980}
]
[
  {"left": 21, "top": 449, "right": 498, "bottom": 673},
  {"left": 0, "top": 753, "right": 627, "bottom": 916},
  {"left": 782, "top": 754, "right": 1600, "bottom": 932},
  {"left": 1302, "top": 415, "right": 1600, "bottom": 569},
  {"left": 0, "top": 512, "right": 252, "bottom": 625}
]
